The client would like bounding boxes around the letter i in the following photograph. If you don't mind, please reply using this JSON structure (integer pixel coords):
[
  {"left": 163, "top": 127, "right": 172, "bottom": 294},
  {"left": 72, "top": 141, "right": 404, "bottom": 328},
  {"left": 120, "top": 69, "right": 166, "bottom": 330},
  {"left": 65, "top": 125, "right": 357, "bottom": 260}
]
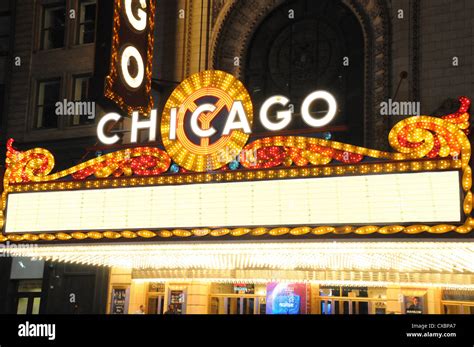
[{"left": 169, "top": 108, "right": 178, "bottom": 140}]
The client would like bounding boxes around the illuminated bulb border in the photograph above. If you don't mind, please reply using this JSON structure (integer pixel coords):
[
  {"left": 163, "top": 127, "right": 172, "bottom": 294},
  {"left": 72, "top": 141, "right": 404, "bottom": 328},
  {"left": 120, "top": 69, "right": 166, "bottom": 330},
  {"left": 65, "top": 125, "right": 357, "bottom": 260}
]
[
  {"left": 160, "top": 70, "right": 254, "bottom": 172},
  {"left": 130, "top": 279, "right": 474, "bottom": 291},
  {"left": 4, "top": 242, "right": 474, "bottom": 288}
]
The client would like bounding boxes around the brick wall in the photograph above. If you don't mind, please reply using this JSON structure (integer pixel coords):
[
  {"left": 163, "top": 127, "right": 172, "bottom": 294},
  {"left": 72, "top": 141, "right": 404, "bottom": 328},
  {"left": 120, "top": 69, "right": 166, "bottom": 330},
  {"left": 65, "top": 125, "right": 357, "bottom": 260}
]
[{"left": 5, "top": 0, "right": 474, "bottom": 144}]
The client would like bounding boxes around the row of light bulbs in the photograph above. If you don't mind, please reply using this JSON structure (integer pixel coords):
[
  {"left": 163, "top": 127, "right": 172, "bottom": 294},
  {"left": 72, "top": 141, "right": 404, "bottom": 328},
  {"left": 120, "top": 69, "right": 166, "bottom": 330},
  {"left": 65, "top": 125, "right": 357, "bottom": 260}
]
[{"left": 6, "top": 241, "right": 474, "bottom": 273}]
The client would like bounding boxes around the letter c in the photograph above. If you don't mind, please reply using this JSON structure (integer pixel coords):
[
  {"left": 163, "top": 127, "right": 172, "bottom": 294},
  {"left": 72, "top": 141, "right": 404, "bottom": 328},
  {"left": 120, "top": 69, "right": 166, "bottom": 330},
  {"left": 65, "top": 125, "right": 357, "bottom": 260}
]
[
  {"left": 97, "top": 113, "right": 121, "bottom": 145},
  {"left": 191, "top": 104, "right": 217, "bottom": 138}
]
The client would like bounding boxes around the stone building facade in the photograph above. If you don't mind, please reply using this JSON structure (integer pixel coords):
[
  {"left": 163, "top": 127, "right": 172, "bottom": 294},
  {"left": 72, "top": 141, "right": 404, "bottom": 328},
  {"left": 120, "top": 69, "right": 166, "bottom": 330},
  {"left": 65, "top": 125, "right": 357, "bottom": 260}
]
[
  {"left": 3, "top": 0, "right": 473, "bottom": 152},
  {"left": 155, "top": 0, "right": 473, "bottom": 149}
]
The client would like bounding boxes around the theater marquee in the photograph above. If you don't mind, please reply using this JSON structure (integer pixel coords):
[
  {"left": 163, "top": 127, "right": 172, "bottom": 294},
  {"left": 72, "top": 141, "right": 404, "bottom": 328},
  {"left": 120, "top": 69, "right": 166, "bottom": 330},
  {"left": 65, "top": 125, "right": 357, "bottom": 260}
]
[{"left": 0, "top": 90, "right": 471, "bottom": 242}]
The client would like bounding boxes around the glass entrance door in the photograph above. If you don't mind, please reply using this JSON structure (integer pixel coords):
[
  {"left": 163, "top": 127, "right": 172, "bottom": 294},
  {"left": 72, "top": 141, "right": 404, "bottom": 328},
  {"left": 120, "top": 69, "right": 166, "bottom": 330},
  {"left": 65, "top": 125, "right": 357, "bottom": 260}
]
[
  {"left": 15, "top": 280, "right": 42, "bottom": 315},
  {"left": 319, "top": 287, "right": 370, "bottom": 315},
  {"left": 147, "top": 295, "right": 165, "bottom": 315},
  {"left": 146, "top": 282, "right": 165, "bottom": 314},
  {"left": 210, "top": 295, "right": 266, "bottom": 314},
  {"left": 16, "top": 294, "right": 41, "bottom": 315}
]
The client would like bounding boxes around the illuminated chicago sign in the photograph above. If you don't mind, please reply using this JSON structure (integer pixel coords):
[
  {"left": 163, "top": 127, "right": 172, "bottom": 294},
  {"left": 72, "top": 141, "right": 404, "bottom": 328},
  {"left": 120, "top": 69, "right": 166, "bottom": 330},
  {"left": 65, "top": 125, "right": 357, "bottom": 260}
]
[
  {"left": 1, "top": 97, "right": 472, "bottom": 241},
  {"left": 104, "top": 0, "right": 156, "bottom": 115},
  {"left": 98, "top": 70, "right": 338, "bottom": 171},
  {"left": 100, "top": 2, "right": 338, "bottom": 172}
]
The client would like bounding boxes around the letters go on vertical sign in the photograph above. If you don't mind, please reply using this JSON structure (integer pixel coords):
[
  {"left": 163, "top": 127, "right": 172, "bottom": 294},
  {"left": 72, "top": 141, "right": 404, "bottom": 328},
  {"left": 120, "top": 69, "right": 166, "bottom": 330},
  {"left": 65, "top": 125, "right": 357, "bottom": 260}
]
[{"left": 104, "top": 0, "right": 156, "bottom": 115}]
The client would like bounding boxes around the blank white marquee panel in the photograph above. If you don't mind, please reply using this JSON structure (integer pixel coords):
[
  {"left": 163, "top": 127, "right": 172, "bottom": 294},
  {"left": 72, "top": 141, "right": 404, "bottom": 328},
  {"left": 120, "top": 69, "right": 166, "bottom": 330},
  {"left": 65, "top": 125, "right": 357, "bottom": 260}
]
[{"left": 4, "top": 171, "right": 461, "bottom": 233}]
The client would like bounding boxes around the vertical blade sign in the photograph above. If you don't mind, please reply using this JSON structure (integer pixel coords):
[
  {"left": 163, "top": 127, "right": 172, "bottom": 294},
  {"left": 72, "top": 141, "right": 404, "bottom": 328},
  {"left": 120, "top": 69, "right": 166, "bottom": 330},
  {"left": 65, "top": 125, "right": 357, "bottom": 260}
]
[{"left": 105, "top": 0, "right": 156, "bottom": 116}]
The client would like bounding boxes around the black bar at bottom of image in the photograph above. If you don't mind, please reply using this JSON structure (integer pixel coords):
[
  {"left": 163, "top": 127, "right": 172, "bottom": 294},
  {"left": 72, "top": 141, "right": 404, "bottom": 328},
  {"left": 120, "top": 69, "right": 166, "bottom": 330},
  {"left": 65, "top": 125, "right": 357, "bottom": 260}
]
[{"left": 0, "top": 315, "right": 472, "bottom": 346}]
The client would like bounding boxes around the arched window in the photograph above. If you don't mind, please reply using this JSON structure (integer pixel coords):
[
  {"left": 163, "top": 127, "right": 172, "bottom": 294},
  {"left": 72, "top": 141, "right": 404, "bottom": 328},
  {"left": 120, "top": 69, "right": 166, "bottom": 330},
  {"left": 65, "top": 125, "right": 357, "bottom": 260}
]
[{"left": 245, "top": 0, "right": 364, "bottom": 145}]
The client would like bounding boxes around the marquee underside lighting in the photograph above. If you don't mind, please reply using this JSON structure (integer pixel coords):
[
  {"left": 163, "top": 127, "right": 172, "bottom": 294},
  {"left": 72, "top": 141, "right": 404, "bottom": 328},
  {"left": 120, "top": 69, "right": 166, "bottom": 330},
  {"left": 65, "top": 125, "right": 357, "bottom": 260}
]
[
  {"left": 6, "top": 242, "right": 474, "bottom": 275},
  {"left": 131, "top": 275, "right": 474, "bottom": 290}
]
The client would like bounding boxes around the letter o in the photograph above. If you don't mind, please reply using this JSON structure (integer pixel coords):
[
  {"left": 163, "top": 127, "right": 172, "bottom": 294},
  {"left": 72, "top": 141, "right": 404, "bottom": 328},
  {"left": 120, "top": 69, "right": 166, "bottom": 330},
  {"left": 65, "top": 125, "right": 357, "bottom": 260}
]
[
  {"left": 301, "top": 91, "right": 337, "bottom": 128},
  {"left": 120, "top": 46, "right": 145, "bottom": 89}
]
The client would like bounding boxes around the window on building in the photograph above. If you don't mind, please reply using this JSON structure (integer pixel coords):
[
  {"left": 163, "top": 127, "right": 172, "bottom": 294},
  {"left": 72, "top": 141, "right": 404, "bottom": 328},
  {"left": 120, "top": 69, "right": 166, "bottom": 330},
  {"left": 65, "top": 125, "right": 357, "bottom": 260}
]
[
  {"left": 40, "top": 3, "right": 66, "bottom": 50},
  {"left": 35, "top": 79, "right": 60, "bottom": 129},
  {"left": 0, "top": 3, "right": 9, "bottom": 12},
  {"left": 69, "top": 74, "right": 94, "bottom": 126},
  {"left": 77, "top": 0, "right": 97, "bottom": 44},
  {"left": 0, "top": 14, "right": 10, "bottom": 56},
  {"left": 244, "top": 0, "right": 364, "bottom": 145}
]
